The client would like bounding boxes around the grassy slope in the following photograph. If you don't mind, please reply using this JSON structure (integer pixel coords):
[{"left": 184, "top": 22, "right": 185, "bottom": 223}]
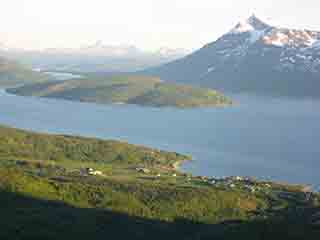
[
  {"left": 0, "top": 126, "right": 319, "bottom": 239},
  {"left": 7, "top": 75, "right": 232, "bottom": 108},
  {"left": 0, "top": 125, "right": 188, "bottom": 167},
  {"left": 0, "top": 57, "right": 49, "bottom": 87}
]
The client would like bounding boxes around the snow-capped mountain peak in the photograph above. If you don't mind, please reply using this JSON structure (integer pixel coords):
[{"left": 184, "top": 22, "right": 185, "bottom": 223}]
[
  {"left": 230, "top": 14, "right": 271, "bottom": 34},
  {"left": 222, "top": 16, "right": 320, "bottom": 73},
  {"left": 246, "top": 14, "right": 271, "bottom": 30},
  {"left": 145, "top": 15, "right": 320, "bottom": 98},
  {"left": 227, "top": 15, "right": 320, "bottom": 49}
]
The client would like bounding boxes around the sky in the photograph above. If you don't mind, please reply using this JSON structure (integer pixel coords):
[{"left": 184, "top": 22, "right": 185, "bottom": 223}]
[{"left": 1, "top": 0, "right": 320, "bottom": 51}]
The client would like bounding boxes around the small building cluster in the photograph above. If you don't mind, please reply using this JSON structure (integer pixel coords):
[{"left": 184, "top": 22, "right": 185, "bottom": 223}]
[
  {"left": 80, "top": 168, "right": 104, "bottom": 176},
  {"left": 193, "top": 175, "right": 273, "bottom": 193}
]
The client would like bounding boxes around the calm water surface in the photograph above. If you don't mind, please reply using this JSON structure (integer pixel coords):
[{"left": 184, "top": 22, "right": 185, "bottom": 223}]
[{"left": 0, "top": 87, "right": 319, "bottom": 188}]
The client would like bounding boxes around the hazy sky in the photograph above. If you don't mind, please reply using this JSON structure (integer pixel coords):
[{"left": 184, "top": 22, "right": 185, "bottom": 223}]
[{"left": 1, "top": 0, "right": 319, "bottom": 51}]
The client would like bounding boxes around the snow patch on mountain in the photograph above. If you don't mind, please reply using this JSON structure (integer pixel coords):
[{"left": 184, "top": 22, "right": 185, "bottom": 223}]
[
  {"left": 229, "top": 15, "right": 272, "bottom": 45},
  {"left": 249, "top": 30, "right": 267, "bottom": 43},
  {"left": 207, "top": 66, "right": 215, "bottom": 73},
  {"left": 230, "top": 20, "right": 255, "bottom": 34},
  {"left": 261, "top": 29, "right": 320, "bottom": 48},
  {"left": 230, "top": 15, "right": 270, "bottom": 34},
  {"left": 268, "top": 33, "right": 288, "bottom": 47},
  {"left": 311, "top": 40, "right": 320, "bottom": 49}
]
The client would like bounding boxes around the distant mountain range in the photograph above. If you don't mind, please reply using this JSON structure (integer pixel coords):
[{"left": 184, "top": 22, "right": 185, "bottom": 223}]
[
  {"left": 144, "top": 15, "right": 320, "bottom": 98},
  {"left": 44, "top": 41, "right": 189, "bottom": 59},
  {"left": 0, "top": 42, "right": 190, "bottom": 73}
]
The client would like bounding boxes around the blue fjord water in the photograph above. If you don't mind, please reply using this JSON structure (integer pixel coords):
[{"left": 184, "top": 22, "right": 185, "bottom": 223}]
[{"left": 0, "top": 88, "right": 319, "bottom": 188}]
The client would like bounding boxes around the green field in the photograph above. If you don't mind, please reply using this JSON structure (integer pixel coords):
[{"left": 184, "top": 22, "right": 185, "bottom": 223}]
[
  {"left": 0, "top": 125, "right": 319, "bottom": 239},
  {"left": 7, "top": 75, "right": 232, "bottom": 108}
]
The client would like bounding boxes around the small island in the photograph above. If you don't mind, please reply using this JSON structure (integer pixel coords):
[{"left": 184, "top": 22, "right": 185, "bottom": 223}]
[
  {"left": 0, "top": 125, "right": 319, "bottom": 239},
  {"left": 7, "top": 74, "right": 232, "bottom": 108}
]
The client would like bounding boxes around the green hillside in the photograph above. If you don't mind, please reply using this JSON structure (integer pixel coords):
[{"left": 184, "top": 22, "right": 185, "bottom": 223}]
[
  {"left": 7, "top": 75, "right": 232, "bottom": 108},
  {"left": 0, "top": 125, "right": 319, "bottom": 239},
  {"left": 0, "top": 125, "right": 188, "bottom": 167},
  {"left": 0, "top": 57, "right": 49, "bottom": 87}
]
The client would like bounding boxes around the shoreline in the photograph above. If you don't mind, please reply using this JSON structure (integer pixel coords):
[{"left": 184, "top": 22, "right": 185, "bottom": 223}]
[
  {"left": 5, "top": 88, "right": 233, "bottom": 109},
  {"left": 0, "top": 87, "right": 317, "bottom": 192},
  {"left": 175, "top": 160, "right": 315, "bottom": 193},
  {"left": 0, "top": 120, "right": 316, "bottom": 193},
  {"left": 171, "top": 159, "right": 316, "bottom": 193}
]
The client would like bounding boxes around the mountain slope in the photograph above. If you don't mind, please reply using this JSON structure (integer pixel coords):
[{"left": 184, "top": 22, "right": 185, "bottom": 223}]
[
  {"left": 0, "top": 125, "right": 319, "bottom": 239},
  {"left": 144, "top": 15, "right": 320, "bottom": 98}
]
